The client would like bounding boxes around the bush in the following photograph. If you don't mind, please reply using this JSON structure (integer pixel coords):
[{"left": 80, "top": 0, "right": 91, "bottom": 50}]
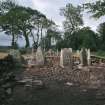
[
  {"left": 0, "top": 55, "right": 16, "bottom": 104},
  {"left": 19, "top": 48, "right": 27, "bottom": 54}
]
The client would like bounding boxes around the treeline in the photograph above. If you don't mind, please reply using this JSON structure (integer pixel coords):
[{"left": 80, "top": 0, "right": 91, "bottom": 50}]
[
  {"left": 0, "top": 0, "right": 105, "bottom": 52},
  {"left": 0, "top": 0, "right": 61, "bottom": 49},
  {"left": 56, "top": 2, "right": 105, "bottom": 51}
]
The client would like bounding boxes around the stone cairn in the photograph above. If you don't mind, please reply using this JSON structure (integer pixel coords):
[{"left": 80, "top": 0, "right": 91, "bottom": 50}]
[
  {"left": 60, "top": 48, "right": 73, "bottom": 68},
  {"left": 36, "top": 46, "right": 44, "bottom": 66}
]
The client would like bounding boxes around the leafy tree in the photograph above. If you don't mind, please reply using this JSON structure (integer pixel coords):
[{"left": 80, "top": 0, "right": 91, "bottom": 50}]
[
  {"left": 83, "top": 0, "right": 105, "bottom": 18},
  {"left": 97, "top": 22, "right": 105, "bottom": 50},
  {"left": 83, "top": 0, "right": 105, "bottom": 50},
  {"left": 0, "top": 0, "right": 53, "bottom": 48},
  {"left": 60, "top": 3, "right": 83, "bottom": 33},
  {"left": 77, "top": 27, "right": 98, "bottom": 50},
  {"left": 0, "top": 4, "right": 49, "bottom": 48},
  {"left": 0, "top": 0, "right": 17, "bottom": 15},
  {"left": 41, "top": 29, "right": 62, "bottom": 50},
  {"left": 62, "top": 27, "right": 98, "bottom": 51},
  {"left": 60, "top": 3, "right": 83, "bottom": 50},
  {"left": 0, "top": 8, "right": 21, "bottom": 48}
]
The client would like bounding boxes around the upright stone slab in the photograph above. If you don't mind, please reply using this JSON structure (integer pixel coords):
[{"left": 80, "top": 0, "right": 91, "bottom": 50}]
[
  {"left": 60, "top": 49, "right": 64, "bottom": 68},
  {"left": 36, "top": 46, "right": 44, "bottom": 66},
  {"left": 60, "top": 48, "right": 73, "bottom": 68},
  {"left": 80, "top": 48, "right": 88, "bottom": 66},
  {"left": 76, "top": 50, "right": 80, "bottom": 57},
  {"left": 69, "top": 48, "right": 72, "bottom": 53},
  {"left": 87, "top": 49, "right": 91, "bottom": 66}
]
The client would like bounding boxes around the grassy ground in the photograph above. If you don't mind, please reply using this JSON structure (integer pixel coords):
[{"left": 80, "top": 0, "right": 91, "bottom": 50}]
[{"left": 92, "top": 51, "right": 105, "bottom": 58}]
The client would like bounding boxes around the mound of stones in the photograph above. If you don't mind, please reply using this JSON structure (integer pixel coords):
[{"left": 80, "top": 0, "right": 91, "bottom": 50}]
[{"left": 25, "top": 64, "right": 105, "bottom": 89}]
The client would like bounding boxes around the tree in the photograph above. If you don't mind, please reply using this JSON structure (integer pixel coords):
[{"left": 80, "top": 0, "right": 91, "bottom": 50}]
[
  {"left": 41, "top": 29, "right": 62, "bottom": 50},
  {"left": 0, "top": 0, "right": 17, "bottom": 15},
  {"left": 83, "top": 0, "right": 105, "bottom": 18},
  {"left": 62, "top": 27, "right": 98, "bottom": 51},
  {"left": 60, "top": 3, "right": 83, "bottom": 33},
  {"left": 77, "top": 27, "right": 98, "bottom": 50},
  {"left": 0, "top": 0, "right": 56, "bottom": 48},
  {"left": 97, "top": 22, "right": 105, "bottom": 50},
  {"left": 0, "top": 6, "right": 31, "bottom": 48},
  {"left": 0, "top": 0, "right": 19, "bottom": 48},
  {"left": 0, "top": 8, "right": 21, "bottom": 48},
  {"left": 0, "top": 5, "right": 48, "bottom": 48},
  {"left": 60, "top": 3, "right": 83, "bottom": 50}
]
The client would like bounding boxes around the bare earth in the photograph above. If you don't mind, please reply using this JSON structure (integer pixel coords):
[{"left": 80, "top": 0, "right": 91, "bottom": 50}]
[{"left": 7, "top": 64, "right": 105, "bottom": 105}]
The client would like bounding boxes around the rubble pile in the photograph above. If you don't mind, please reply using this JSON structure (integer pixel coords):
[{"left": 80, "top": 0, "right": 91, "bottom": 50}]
[{"left": 24, "top": 64, "right": 105, "bottom": 89}]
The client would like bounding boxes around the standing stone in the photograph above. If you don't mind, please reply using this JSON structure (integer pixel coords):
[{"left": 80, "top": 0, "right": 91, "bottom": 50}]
[
  {"left": 32, "top": 48, "right": 34, "bottom": 56},
  {"left": 60, "top": 48, "right": 73, "bottom": 68},
  {"left": 87, "top": 49, "right": 91, "bottom": 66},
  {"left": 60, "top": 49, "right": 64, "bottom": 68},
  {"left": 80, "top": 48, "right": 88, "bottom": 66},
  {"left": 75, "top": 50, "right": 80, "bottom": 64},
  {"left": 36, "top": 46, "right": 44, "bottom": 66},
  {"left": 76, "top": 50, "right": 80, "bottom": 57},
  {"left": 57, "top": 49, "right": 59, "bottom": 56},
  {"left": 69, "top": 48, "right": 72, "bottom": 53},
  {"left": 31, "top": 48, "right": 36, "bottom": 62}
]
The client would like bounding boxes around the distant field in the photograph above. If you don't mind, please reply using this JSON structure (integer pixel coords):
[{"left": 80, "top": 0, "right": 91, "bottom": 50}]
[{"left": 0, "top": 52, "right": 8, "bottom": 59}]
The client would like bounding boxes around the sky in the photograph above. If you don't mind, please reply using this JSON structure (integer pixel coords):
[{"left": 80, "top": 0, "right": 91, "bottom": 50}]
[
  {"left": 18, "top": 0, "right": 105, "bottom": 31},
  {"left": 0, "top": 0, "right": 105, "bottom": 46}
]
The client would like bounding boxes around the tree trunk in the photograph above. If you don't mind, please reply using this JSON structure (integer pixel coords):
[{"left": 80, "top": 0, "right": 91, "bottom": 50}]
[
  {"left": 23, "top": 31, "right": 30, "bottom": 48},
  {"left": 37, "top": 24, "right": 40, "bottom": 46},
  {"left": 31, "top": 33, "right": 36, "bottom": 45},
  {"left": 41, "top": 25, "right": 43, "bottom": 41},
  {"left": 11, "top": 34, "right": 15, "bottom": 47}
]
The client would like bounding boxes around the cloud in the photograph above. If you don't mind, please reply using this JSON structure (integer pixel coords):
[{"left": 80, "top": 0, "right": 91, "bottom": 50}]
[
  {"left": 0, "top": 0, "right": 105, "bottom": 46},
  {"left": 31, "top": 0, "right": 68, "bottom": 29},
  {"left": 15, "top": 0, "right": 105, "bottom": 31},
  {"left": 30, "top": 0, "right": 105, "bottom": 31}
]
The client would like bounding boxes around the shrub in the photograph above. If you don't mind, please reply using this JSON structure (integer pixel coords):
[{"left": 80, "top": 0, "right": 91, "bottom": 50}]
[{"left": 0, "top": 55, "right": 16, "bottom": 104}]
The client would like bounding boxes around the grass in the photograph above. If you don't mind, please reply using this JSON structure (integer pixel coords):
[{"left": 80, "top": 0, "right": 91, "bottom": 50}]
[{"left": 92, "top": 51, "right": 105, "bottom": 58}]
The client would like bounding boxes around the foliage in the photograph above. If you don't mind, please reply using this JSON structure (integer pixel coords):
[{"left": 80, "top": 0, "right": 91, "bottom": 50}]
[
  {"left": 0, "top": 55, "right": 16, "bottom": 104},
  {"left": 83, "top": 0, "right": 105, "bottom": 18},
  {"left": 41, "top": 29, "right": 62, "bottom": 50},
  {"left": 77, "top": 27, "right": 98, "bottom": 50},
  {"left": 97, "top": 22, "right": 105, "bottom": 50},
  {"left": 0, "top": 0, "right": 55, "bottom": 48},
  {"left": 56, "top": 27, "right": 99, "bottom": 51},
  {"left": 60, "top": 3, "right": 83, "bottom": 33}
]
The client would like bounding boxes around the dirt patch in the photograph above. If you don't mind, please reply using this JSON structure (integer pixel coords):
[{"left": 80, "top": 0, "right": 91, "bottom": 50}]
[
  {"left": 0, "top": 52, "right": 8, "bottom": 59},
  {"left": 6, "top": 64, "right": 105, "bottom": 105}
]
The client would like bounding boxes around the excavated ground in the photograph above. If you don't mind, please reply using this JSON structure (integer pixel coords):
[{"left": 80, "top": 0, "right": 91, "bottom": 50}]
[{"left": 7, "top": 64, "right": 105, "bottom": 105}]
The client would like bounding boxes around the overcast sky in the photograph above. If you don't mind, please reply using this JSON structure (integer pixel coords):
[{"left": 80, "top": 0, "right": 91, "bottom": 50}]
[
  {"left": 0, "top": 0, "right": 105, "bottom": 46},
  {"left": 18, "top": 0, "right": 105, "bottom": 31}
]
